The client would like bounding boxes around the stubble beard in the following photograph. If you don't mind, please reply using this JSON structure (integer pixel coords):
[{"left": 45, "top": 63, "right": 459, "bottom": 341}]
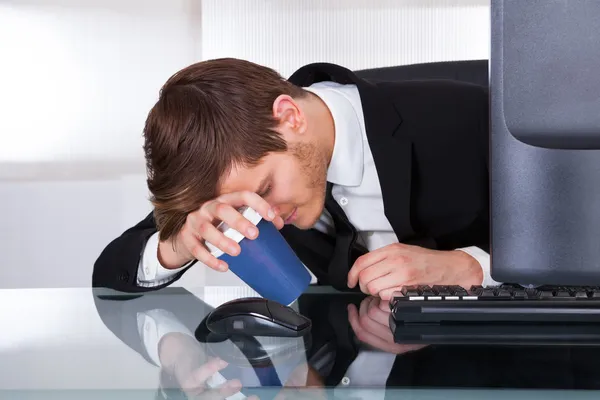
[{"left": 291, "top": 142, "right": 329, "bottom": 228}]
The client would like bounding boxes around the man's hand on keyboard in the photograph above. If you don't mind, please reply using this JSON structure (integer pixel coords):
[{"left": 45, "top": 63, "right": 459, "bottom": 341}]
[
  {"left": 347, "top": 242, "right": 483, "bottom": 300},
  {"left": 348, "top": 296, "right": 426, "bottom": 354}
]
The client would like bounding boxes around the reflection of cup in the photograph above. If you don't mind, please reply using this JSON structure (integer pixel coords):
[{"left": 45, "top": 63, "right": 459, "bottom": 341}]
[{"left": 205, "top": 207, "right": 311, "bottom": 306}]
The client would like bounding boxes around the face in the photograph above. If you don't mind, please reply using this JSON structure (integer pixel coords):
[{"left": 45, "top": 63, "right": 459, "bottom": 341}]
[
  {"left": 220, "top": 142, "right": 329, "bottom": 229},
  {"left": 219, "top": 92, "right": 334, "bottom": 229}
]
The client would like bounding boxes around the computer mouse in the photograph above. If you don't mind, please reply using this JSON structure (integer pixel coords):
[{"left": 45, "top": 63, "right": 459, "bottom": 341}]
[{"left": 205, "top": 297, "right": 311, "bottom": 338}]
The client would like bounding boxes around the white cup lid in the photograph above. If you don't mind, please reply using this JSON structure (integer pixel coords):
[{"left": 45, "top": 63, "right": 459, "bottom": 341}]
[{"left": 204, "top": 206, "right": 263, "bottom": 258}]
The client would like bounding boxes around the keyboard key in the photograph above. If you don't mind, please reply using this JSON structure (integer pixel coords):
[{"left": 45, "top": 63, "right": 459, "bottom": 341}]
[
  {"left": 480, "top": 289, "right": 496, "bottom": 298},
  {"left": 449, "top": 286, "right": 468, "bottom": 296},
  {"left": 418, "top": 285, "right": 435, "bottom": 296},
  {"left": 575, "top": 291, "right": 588, "bottom": 299},
  {"left": 401, "top": 286, "right": 420, "bottom": 297},
  {"left": 470, "top": 285, "right": 484, "bottom": 294},
  {"left": 513, "top": 290, "right": 528, "bottom": 299},
  {"left": 554, "top": 290, "right": 572, "bottom": 298},
  {"left": 432, "top": 285, "right": 452, "bottom": 296}
]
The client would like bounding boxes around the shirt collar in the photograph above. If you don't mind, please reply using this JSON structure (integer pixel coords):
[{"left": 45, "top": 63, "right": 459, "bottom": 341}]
[{"left": 304, "top": 82, "right": 364, "bottom": 187}]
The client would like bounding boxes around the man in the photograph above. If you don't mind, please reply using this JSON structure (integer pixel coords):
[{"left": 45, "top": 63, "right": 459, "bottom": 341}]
[{"left": 93, "top": 58, "right": 494, "bottom": 295}]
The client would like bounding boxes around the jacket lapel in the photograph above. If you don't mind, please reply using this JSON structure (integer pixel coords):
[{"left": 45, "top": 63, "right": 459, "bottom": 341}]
[{"left": 289, "top": 63, "right": 430, "bottom": 246}]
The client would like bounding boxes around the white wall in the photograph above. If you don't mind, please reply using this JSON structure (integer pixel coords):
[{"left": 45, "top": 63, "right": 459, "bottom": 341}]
[
  {"left": 201, "top": 0, "right": 490, "bottom": 78},
  {"left": 0, "top": 0, "right": 206, "bottom": 288},
  {"left": 0, "top": 0, "right": 201, "bottom": 164},
  {"left": 1, "top": 0, "right": 490, "bottom": 289}
]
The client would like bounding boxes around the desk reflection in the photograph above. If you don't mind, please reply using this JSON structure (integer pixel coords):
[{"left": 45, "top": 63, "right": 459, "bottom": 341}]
[{"left": 92, "top": 287, "right": 600, "bottom": 399}]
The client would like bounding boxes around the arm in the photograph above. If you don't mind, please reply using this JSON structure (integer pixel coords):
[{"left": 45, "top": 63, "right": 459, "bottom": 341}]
[
  {"left": 137, "top": 232, "right": 195, "bottom": 288},
  {"left": 91, "top": 288, "right": 245, "bottom": 397},
  {"left": 456, "top": 246, "right": 501, "bottom": 287},
  {"left": 92, "top": 212, "right": 196, "bottom": 292},
  {"left": 93, "top": 191, "right": 285, "bottom": 293}
]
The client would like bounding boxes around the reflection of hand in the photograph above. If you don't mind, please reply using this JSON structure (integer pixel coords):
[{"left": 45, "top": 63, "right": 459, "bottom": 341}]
[
  {"left": 284, "top": 364, "right": 324, "bottom": 388},
  {"left": 273, "top": 388, "right": 326, "bottom": 400},
  {"left": 273, "top": 364, "right": 326, "bottom": 400},
  {"left": 159, "top": 332, "right": 257, "bottom": 399},
  {"left": 348, "top": 296, "right": 427, "bottom": 354}
]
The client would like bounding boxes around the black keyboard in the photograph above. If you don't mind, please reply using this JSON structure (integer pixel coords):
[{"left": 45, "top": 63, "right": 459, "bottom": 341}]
[
  {"left": 390, "top": 284, "right": 600, "bottom": 324},
  {"left": 389, "top": 284, "right": 600, "bottom": 345}
]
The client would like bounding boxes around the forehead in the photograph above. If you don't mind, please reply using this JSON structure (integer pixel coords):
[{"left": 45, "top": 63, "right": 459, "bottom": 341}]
[{"left": 219, "top": 159, "right": 271, "bottom": 195}]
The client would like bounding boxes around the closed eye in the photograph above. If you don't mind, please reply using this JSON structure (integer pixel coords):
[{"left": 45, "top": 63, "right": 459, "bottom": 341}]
[
  {"left": 256, "top": 172, "right": 274, "bottom": 198},
  {"left": 258, "top": 184, "right": 272, "bottom": 198}
]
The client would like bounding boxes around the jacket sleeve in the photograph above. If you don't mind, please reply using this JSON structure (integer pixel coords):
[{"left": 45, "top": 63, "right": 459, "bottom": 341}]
[{"left": 91, "top": 212, "right": 194, "bottom": 292}]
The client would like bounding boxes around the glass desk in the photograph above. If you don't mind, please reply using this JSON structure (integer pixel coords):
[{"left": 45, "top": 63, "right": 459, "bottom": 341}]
[{"left": 2, "top": 285, "right": 600, "bottom": 400}]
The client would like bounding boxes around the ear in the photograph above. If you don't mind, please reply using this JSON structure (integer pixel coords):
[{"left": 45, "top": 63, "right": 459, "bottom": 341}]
[{"left": 272, "top": 94, "right": 307, "bottom": 137}]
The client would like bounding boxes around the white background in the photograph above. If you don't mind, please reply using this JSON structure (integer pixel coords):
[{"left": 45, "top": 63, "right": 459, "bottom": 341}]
[{"left": 1, "top": 0, "right": 490, "bottom": 289}]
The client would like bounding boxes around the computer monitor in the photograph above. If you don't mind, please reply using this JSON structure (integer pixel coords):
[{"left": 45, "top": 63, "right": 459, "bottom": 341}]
[{"left": 490, "top": 0, "right": 600, "bottom": 286}]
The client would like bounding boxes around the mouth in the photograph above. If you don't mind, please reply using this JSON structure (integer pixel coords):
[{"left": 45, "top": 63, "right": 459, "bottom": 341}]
[{"left": 284, "top": 208, "right": 298, "bottom": 224}]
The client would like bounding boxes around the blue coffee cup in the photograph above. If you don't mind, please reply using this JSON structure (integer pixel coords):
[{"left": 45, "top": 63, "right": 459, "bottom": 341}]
[{"left": 205, "top": 207, "right": 311, "bottom": 305}]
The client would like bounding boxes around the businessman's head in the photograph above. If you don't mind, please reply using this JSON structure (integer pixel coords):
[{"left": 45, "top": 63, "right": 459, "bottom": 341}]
[{"left": 144, "top": 58, "right": 335, "bottom": 242}]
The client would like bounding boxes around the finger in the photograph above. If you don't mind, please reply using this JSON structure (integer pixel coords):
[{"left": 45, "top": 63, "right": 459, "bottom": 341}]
[
  {"left": 347, "top": 248, "right": 390, "bottom": 288},
  {"left": 352, "top": 308, "right": 405, "bottom": 354},
  {"left": 347, "top": 303, "right": 360, "bottom": 333},
  {"left": 272, "top": 215, "right": 285, "bottom": 230},
  {"left": 368, "top": 305, "right": 392, "bottom": 329},
  {"left": 363, "top": 269, "right": 396, "bottom": 296},
  {"left": 195, "top": 220, "right": 241, "bottom": 257},
  {"left": 217, "top": 191, "right": 277, "bottom": 223},
  {"left": 359, "top": 295, "right": 374, "bottom": 317},
  {"left": 357, "top": 298, "right": 397, "bottom": 344},
  {"left": 204, "top": 202, "right": 260, "bottom": 240},
  {"left": 360, "top": 311, "right": 427, "bottom": 356},
  {"left": 378, "top": 287, "right": 404, "bottom": 302},
  {"left": 217, "top": 379, "right": 242, "bottom": 397},
  {"left": 186, "top": 358, "right": 228, "bottom": 388},
  {"left": 366, "top": 297, "right": 392, "bottom": 325},
  {"left": 356, "top": 264, "right": 394, "bottom": 295},
  {"left": 269, "top": 206, "right": 285, "bottom": 230},
  {"left": 362, "top": 313, "right": 394, "bottom": 344},
  {"left": 366, "top": 303, "right": 395, "bottom": 337},
  {"left": 181, "top": 230, "right": 228, "bottom": 272},
  {"left": 349, "top": 301, "right": 387, "bottom": 348},
  {"left": 378, "top": 299, "right": 392, "bottom": 312}
]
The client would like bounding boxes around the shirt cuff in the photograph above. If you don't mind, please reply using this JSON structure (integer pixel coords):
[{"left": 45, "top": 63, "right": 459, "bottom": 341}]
[
  {"left": 137, "top": 232, "right": 192, "bottom": 286},
  {"left": 456, "top": 246, "right": 501, "bottom": 287},
  {"left": 136, "top": 309, "right": 194, "bottom": 367}
]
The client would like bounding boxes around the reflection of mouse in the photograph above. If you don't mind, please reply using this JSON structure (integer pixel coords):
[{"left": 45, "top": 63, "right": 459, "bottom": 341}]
[{"left": 205, "top": 297, "right": 311, "bottom": 337}]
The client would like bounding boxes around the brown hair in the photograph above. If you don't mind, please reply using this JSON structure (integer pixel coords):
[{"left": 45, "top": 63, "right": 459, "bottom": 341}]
[{"left": 143, "top": 58, "right": 308, "bottom": 242}]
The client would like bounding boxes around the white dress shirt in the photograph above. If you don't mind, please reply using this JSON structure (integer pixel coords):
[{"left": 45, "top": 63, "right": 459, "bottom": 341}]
[{"left": 133, "top": 81, "right": 498, "bottom": 395}]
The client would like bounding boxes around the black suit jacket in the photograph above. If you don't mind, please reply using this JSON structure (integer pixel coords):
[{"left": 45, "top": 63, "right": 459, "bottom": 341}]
[
  {"left": 92, "top": 62, "right": 489, "bottom": 292},
  {"left": 92, "top": 288, "right": 214, "bottom": 366}
]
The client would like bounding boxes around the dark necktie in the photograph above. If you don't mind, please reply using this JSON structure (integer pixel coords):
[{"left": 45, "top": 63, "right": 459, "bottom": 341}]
[
  {"left": 254, "top": 365, "right": 282, "bottom": 387},
  {"left": 324, "top": 182, "right": 368, "bottom": 290}
]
